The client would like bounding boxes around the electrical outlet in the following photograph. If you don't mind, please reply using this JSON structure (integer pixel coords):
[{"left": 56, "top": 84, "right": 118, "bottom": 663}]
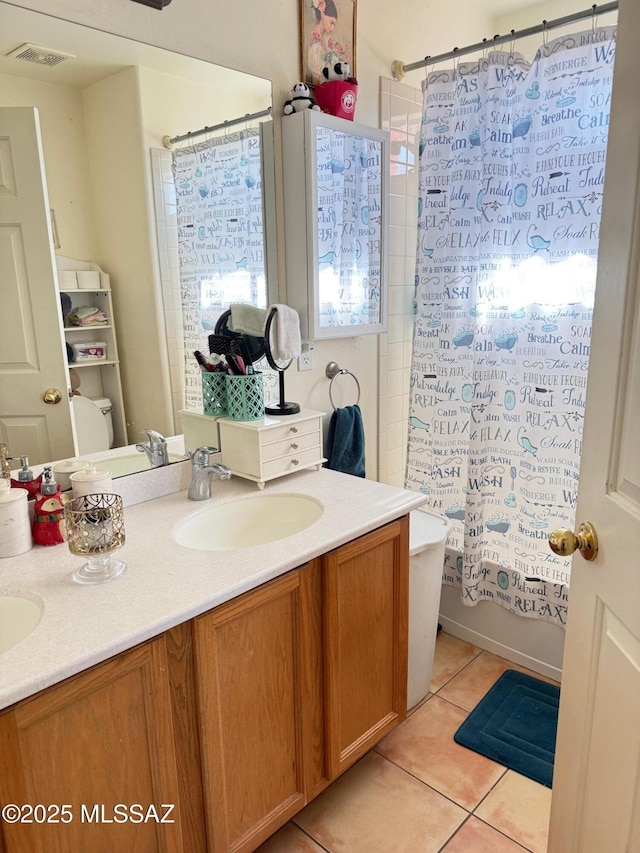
[{"left": 298, "top": 348, "right": 313, "bottom": 371}]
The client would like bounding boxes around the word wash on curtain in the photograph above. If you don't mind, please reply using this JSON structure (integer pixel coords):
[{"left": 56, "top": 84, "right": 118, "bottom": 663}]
[
  {"left": 406, "top": 27, "right": 616, "bottom": 627},
  {"left": 172, "top": 129, "right": 266, "bottom": 410}
]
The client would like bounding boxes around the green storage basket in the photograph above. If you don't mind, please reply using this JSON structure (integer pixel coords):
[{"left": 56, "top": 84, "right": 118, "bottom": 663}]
[
  {"left": 201, "top": 371, "right": 228, "bottom": 416},
  {"left": 226, "top": 374, "right": 264, "bottom": 421}
]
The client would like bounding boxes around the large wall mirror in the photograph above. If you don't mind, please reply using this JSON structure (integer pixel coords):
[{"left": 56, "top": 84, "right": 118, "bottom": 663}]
[{"left": 0, "top": 1, "right": 276, "bottom": 474}]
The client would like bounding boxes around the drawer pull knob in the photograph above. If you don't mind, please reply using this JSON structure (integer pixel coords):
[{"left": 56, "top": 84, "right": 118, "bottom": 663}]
[
  {"left": 290, "top": 426, "right": 299, "bottom": 434},
  {"left": 291, "top": 443, "right": 299, "bottom": 450},
  {"left": 291, "top": 458, "right": 299, "bottom": 466}
]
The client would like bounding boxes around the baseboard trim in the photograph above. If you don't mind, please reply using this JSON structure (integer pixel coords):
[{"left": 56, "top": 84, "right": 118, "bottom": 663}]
[{"left": 438, "top": 614, "right": 563, "bottom": 682}]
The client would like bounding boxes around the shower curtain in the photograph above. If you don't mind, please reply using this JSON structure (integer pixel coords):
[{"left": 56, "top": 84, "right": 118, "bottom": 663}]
[
  {"left": 172, "top": 129, "right": 266, "bottom": 410},
  {"left": 406, "top": 26, "right": 616, "bottom": 627}
]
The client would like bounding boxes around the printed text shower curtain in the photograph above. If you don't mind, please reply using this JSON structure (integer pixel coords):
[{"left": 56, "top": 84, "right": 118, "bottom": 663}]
[{"left": 406, "top": 27, "right": 616, "bottom": 627}]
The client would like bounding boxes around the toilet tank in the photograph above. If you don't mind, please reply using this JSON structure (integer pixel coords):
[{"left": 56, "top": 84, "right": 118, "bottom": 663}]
[
  {"left": 89, "top": 397, "right": 114, "bottom": 448},
  {"left": 408, "top": 510, "right": 450, "bottom": 710}
]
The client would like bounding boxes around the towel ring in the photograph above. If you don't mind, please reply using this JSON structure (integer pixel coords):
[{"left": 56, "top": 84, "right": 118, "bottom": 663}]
[{"left": 326, "top": 362, "right": 361, "bottom": 411}]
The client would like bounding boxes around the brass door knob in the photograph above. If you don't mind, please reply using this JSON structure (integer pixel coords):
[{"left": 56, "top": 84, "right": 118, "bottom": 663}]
[
  {"left": 43, "top": 388, "right": 62, "bottom": 405},
  {"left": 549, "top": 522, "right": 598, "bottom": 561}
]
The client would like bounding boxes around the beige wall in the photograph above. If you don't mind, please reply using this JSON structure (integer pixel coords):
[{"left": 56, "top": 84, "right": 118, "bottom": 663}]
[
  {"left": 7, "top": 0, "right": 599, "bottom": 481},
  {"left": 0, "top": 70, "right": 99, "bottom": 259},
  {"left": 6, "top": 0, "right": 500, "bottom": 480}
]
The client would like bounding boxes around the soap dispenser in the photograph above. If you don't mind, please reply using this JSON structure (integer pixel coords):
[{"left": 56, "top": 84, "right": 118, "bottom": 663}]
[
  {"left": 0, "top": 477, "right": 33, "bottom": 558},
  {"left": 10, "top": 456, "right": 42, "bottom": 500},
  {"left": 33, "top": 467, "right": 67, "bottom": 546}
]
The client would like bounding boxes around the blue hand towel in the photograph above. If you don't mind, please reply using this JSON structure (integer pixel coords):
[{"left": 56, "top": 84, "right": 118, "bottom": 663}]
[{"left": 324, "top": 404, "right": 365, "bottom": 477}]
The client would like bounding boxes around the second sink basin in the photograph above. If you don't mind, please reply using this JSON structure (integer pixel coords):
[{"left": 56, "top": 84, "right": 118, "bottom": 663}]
[
  {"left": 173, "top": 494, "right": 324, "bottom": 550},
  {"left": 0, "top": 596, "right": 42, "bottom": 655}
]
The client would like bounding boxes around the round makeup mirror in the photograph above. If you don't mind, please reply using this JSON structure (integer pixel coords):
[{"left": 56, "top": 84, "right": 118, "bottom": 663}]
[{"left": 211, "top": 309, "right": 267, "bottom": 364}]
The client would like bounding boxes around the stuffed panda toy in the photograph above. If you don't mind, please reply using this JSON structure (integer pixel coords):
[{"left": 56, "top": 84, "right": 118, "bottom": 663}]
[
  {"left": 283, "top": 82, "right": 321, "bottom": 115},
  {"left": 321, "top": 61, "right": 352, "bottom": 82}
]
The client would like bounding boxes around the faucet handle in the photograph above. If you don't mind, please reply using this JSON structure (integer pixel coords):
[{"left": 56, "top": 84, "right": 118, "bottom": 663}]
[
  {"left": 139, "top": 429, "right": 166, "bottom": 446},
  {"left": 188, "top": 446, "right": 218, "bottom": 466}
]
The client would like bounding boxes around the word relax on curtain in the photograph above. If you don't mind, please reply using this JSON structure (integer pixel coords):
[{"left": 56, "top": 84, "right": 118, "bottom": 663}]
[{"left": 406, "top": 25, "right": 616, "bottom": 628}]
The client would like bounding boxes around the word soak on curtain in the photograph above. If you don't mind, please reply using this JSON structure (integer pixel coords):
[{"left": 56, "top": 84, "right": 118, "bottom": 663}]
[
  {"left": 172, "top": 129, "right": 267, "bottom": 409},
  {"left": 406, "top": 27, "right": 616, "bottom": 627}
]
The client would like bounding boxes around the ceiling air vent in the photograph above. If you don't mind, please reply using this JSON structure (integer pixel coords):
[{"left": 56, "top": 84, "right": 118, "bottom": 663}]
[{"left": 5, "top": 43, "right": 76, "bottom": 67}]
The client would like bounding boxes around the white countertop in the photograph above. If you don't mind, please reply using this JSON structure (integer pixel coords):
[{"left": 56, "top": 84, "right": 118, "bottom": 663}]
[{"left": 0, "top": 469, "right": 426, "bottom": 710}]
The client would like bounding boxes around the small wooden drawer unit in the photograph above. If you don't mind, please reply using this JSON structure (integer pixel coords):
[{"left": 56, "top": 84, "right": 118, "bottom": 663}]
[{"left": 219, "top": 409, "right": 325, "bottom": 488}]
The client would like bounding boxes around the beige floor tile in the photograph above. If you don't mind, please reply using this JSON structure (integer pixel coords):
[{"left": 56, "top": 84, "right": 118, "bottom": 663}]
[
  {"left": 475, "top": 770, "right": 552, "bottom": 853},
  {"left": 376, "top": 695, "right": 506, "bottom": 810},
  {"left": 438, "top": 651, "right": 559, "bottom": 713},
  {"left": 256, "top": 822, "right": 326, "bottom": 852},
  {"left": 293, "top": 751, "right": 466, "bottom": 853},
  {"left": 430, "top": 632, "right": 482, "bottom": 692},
  {"left": 442, "top": 816, "right": 529, "bottom": 852}
]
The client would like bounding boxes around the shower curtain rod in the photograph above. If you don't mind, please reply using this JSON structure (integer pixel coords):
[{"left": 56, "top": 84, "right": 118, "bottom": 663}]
[
  {"left": 391, "top": 1, "right": 618, "bottom": 81},
  {"left": 162, "top": 106, "right": 272, "bottom": 149}
]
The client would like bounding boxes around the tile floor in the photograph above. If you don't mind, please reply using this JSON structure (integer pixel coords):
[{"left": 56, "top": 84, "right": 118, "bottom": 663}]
[{"left": 257, "top": 632, "right": 560, "bottom": 853}]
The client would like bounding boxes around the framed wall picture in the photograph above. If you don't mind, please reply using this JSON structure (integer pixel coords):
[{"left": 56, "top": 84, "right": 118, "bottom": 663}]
[{"left": 300, "top": 0, "right": 357, "bottom": 87}]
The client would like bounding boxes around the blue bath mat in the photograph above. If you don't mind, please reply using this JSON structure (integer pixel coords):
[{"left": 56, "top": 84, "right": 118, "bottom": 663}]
[{"left": 453, "top": 669, "right": 560, "bottom": 788}]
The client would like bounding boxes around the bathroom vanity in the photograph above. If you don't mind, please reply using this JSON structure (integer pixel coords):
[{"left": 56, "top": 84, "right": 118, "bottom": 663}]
[{"left": 0, "top": 469, "right": 425, "bottom": 852}]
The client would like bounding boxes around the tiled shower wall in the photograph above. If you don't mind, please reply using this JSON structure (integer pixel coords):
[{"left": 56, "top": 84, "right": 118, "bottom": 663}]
[{"left": 379, "top": 79, "right": 422, "bottom": 487}]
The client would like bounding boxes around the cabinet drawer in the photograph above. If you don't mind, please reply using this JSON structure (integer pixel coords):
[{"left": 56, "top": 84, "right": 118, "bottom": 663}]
[
  {"left": 261, "top": 446, "right": 323, "bottom": 478},
  {"left": 259, "top": 417, "right": 321, "bottom": 446},
  {"left": 261, "top": 430, "right": 321, "bottom": 462}
]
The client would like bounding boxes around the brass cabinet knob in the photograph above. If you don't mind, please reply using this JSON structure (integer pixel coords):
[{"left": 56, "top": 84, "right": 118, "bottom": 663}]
[
  {"left": 43, "top": 388, "right": 63, "bottom": 405},
  {"left": 549, "top": 522, "right": 598, "bottom": 561}
]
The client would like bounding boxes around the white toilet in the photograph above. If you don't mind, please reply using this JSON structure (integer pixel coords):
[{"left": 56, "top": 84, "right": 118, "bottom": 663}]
[
  {"left": 73, "top": 396, "right": 114, "bottom": 455},
  {"left": 408, "top": 510, "right": 450, "bottom": 710}
]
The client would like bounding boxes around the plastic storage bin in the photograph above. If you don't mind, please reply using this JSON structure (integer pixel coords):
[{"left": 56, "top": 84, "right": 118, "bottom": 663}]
[
  {"left": 408, "top": 510, "right": 450, "bottom": 710},
  {"left": 73, "top": 341, "right": 107, "bottom": 361}
]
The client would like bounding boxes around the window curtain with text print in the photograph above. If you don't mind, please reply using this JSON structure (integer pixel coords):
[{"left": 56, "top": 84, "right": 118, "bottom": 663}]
[{"left": 406, "top": 27, "right": 616, "bottom": 627}]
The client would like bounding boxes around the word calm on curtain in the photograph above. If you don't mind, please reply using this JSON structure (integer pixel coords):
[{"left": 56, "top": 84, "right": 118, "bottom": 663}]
[
  {"left": 406, "top": 27, "right": 616, "bottom": 627},
  {"left": 172, "top": 129, "right": 266, "bottom": 409}
]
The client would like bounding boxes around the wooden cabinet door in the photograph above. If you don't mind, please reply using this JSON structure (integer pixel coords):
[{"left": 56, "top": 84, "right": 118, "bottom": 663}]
[
  {"left": 194, "top": 562, "right": 321, "bottom": 853},
  {"left": 323, "top": 517, "right": 409, "bottom": 779},
  {"left": 0, "top": 627, "right": 204, "bottom": 853}
]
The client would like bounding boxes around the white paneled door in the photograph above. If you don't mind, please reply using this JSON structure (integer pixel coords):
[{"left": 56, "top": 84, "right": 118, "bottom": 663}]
[
  {"left": 548, "top": 1, "right": 640, "bottom": 850},
  {"left": 0, "top": 107, "right": 75, "bottom": 465}
]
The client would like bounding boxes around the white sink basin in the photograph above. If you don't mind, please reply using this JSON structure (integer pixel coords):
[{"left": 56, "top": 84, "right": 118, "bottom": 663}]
[
  {"left": 0, "top": 596, "right": 42, "bottom": 654},
  {"left": 173, "top": 494, "right": 324, "bottom": 550}
]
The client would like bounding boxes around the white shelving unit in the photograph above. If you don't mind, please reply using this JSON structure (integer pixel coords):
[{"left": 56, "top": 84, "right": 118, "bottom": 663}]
[{"left": 56, "top": 256, "right": 127, "bottom": 449}]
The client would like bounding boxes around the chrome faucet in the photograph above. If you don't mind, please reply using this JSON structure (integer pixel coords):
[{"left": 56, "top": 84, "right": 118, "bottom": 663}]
[
  {"left": 187, "top": 447, "right": 232, "bottom": 501},
  {"left": 136, "top": 429, "right": 170, "bottom": 468}
]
